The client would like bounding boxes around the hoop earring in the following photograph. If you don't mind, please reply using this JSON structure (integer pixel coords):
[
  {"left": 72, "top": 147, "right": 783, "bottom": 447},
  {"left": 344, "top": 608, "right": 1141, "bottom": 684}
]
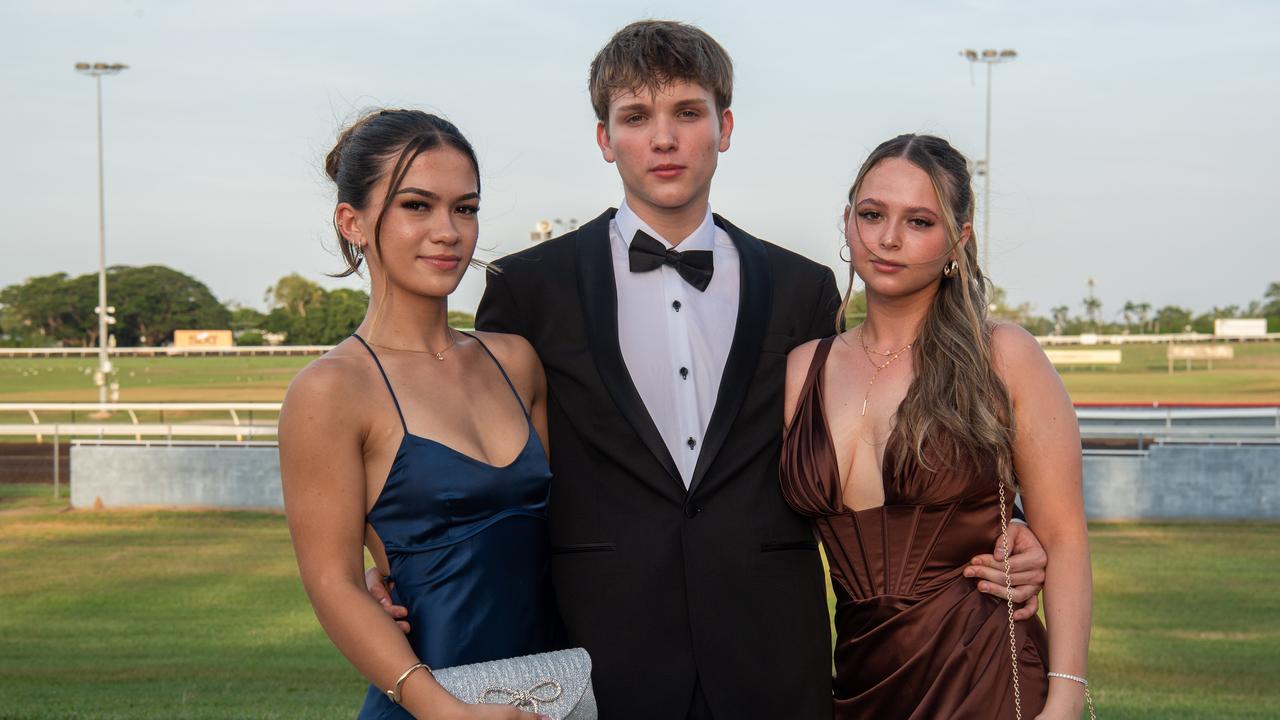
[
  {"left": 943, "top": 259, "right": 959, "bottom": 278},
  {"left": 839, "top": 244, "right": 852, "bottom": 263}
]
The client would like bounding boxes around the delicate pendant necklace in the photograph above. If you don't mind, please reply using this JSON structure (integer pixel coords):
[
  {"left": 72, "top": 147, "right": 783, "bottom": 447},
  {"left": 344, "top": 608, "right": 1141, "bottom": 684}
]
[
  {"left": 858, "top": 326, "right": 913, "bottom": 416},
  {"left": 370, "top": 329, "right": 458, "bottom": 361}
]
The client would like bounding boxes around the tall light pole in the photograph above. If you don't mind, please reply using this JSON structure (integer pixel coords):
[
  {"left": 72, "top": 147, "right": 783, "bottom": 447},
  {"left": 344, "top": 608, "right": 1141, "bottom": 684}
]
[
  {"left": 74, "top": 62, "right": 127, "bottom": 405},
  {"left": 959, "top": 48, "right": 1017, "bottom": 274}
]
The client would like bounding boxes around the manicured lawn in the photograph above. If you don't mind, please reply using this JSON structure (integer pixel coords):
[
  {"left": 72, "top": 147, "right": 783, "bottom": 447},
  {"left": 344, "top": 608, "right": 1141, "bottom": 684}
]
[
  {"left": 0, "top": 356, "right": 309, "bottom": 403},
  {"left": 1082, "top": 524, "right": 1280, "bottom": 717},
  {"left": 1053, "top": 342, "right": 1280, "bottom": 403},
  {"left": 2, "top": 484, "right": 1277, "bottom": 718},
  {"left": 3, "top": 341, "right": 1279, "bottom": 406},
  {"left": 0, "top": 485, "right": 359, "bottom": 720}
]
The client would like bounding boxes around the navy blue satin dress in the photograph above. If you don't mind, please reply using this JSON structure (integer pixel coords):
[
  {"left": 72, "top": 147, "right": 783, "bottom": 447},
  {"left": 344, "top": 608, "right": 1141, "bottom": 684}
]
[{"left": 352, "top": 334, "right": 561, "bottom": 719}]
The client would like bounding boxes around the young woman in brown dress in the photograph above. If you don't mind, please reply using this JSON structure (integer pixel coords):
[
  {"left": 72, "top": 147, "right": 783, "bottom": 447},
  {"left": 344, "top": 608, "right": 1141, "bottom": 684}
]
[{"left": 780, "top": 134, "right": 1093, "bottom": 719}]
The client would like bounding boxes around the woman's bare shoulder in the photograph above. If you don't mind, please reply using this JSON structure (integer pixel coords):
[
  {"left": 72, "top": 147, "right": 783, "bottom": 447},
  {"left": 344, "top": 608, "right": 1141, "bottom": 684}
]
[
  {"left": 787, "top": 337, "right": 824, "bottom": 371},
  {"left": 281, "top": 340, "right": 379, "bottom": 425},
  {"left": 989, "top": 322, "right": 1051, "bottom": 373},
  {"left": 783, "top": 337, "right": 831, "bottom": 424},
  {"left": 470, "top": 331, "right": 539, "bottom": 371},
  {"left": 988, "top": 322, "right": 1068, "bottom": 408}
]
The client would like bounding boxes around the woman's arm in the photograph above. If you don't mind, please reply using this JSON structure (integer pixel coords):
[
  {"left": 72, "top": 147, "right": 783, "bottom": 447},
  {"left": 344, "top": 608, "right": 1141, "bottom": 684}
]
[
  {"left": 992, "top": 324, "right": 1093, "bottom": 719},
  {"left": 523, "top": 340, "right": 550, "bottom": 459},
  {"left": 280, "top": 360, "right": 534, "bottom": 720},
  {"left": 475, "top": 332, "right": 549, "bottom": 457},
  {"left": 783, "top": 339, "right": 822, "bottom": 431}
]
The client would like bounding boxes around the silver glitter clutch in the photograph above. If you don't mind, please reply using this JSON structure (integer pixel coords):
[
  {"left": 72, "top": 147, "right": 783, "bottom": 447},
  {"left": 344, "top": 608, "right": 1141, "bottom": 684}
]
[{"left": 432, "top": 648, "right": 596, "bottom": 720}]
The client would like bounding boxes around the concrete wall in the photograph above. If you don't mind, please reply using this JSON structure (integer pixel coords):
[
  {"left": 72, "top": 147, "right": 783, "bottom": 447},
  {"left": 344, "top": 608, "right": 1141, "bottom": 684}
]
[
  {"left": 69, "top": 443, "right": 1279, "bottom": 519},
  {"left": 1084, "top": 445, "right": 1279, "bottom": 520},
  {"left": 71, "top": 445, "right": 282, "bottom": 510}
]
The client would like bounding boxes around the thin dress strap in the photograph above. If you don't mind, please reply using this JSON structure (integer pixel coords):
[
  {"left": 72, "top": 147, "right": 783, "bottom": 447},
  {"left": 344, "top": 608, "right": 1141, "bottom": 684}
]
[
  {"left": 351, "top": 333, "right": 409, "bottom": 433},
  {"left": 788, "top": 336, "right": 836, "bottom": 429},
  {"left": 463, "top": 332, "right": 532, "bottom": 421},
  {"left": 779, "top": 335, "right": 843, "bottom": 517}
]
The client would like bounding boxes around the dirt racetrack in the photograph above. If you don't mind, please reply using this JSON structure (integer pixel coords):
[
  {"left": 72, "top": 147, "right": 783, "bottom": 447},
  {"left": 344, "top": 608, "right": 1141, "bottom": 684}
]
[{"left": 0, "top": 442, "right": 67, "bottom": 484}]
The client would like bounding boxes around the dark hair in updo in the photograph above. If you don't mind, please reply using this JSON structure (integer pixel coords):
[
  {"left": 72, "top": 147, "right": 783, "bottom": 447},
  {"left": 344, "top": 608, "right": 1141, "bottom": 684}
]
[{"left": 325, "top": 109, "right": 481, "bottom": 277}]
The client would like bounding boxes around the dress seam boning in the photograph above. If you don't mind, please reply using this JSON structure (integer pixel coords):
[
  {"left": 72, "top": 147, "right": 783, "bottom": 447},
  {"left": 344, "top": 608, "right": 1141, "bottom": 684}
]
[
  {"left": 906, "top": 502, "right": 960, "bottom": 591},
  {"left": 895, "top": 506, "right": 923, "bottom": 592}
]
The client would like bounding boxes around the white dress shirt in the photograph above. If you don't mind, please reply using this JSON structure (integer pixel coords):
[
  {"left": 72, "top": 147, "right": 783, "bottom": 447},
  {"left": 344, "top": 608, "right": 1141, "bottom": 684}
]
[{"left": 611, "top": 201, "right": 741, "bottom": 488}]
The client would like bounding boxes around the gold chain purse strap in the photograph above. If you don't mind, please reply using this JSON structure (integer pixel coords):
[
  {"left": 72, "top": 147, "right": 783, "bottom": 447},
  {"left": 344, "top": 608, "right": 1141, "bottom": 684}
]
[
  {"left": 997, "top": 480, "right": 1024, "bottom": 720},
  {"left": 999, "top": 483, "right": 1097, "bottom": 720}
]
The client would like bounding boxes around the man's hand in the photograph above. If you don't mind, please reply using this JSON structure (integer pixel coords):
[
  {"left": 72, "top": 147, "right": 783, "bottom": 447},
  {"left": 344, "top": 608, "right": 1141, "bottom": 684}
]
[
  {"left": 964, "top": 522, "right": 1047, "bottom": 621},
  {"left": 365, "top": 566, "right": 411, "bottom": 634}
]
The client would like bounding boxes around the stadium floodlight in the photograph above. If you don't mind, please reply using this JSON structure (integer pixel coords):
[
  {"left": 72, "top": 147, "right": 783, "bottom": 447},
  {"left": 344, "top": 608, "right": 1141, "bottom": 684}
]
[
  {"left": 958, "top": 48, "right": 1017, "bottom": 275},
  {"left": 75, "top": 61, "right": 129, "bottom": 405}
]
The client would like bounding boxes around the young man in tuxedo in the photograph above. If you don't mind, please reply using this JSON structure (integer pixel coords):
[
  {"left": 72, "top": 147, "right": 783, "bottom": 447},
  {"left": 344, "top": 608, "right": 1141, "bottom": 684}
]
[{"left": 371, "top": 20, "right": 1047, "bottom": 719}]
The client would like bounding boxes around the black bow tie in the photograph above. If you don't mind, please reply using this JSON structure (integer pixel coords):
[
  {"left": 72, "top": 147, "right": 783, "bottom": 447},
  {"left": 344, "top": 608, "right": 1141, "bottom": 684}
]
[{"left": 627, "top": 229, "right": 715, "bottom": 292}]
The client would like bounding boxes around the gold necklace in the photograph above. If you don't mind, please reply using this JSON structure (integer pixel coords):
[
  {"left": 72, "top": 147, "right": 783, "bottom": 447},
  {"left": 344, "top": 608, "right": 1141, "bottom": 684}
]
[
  {"left": 857, "top": 326, "right": 913, "bottom": 416},
  {"left": 369, "top": 329, "right": 459, "bottom": 361}
]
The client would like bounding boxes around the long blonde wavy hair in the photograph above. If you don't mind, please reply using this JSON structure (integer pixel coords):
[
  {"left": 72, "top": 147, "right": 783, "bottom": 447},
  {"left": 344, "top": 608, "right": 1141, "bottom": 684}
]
[{"left": 839, "top": 134, "right": 1016, "bottom": 487}]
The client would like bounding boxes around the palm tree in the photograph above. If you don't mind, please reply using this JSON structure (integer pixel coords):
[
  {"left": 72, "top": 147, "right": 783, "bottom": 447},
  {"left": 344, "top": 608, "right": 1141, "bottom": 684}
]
[
  {"left": 1135, "top": 302, "right": 1152, "bottom": 333},
  {"left": 1121, "top": 301, "right": 1137, "bottom": 334},
  {"left": 1083, "top": 279, "right": 1102, "bottom": 331},
  {"left": 1051, "top": 305, "right": 1070, "bottom": 335}
]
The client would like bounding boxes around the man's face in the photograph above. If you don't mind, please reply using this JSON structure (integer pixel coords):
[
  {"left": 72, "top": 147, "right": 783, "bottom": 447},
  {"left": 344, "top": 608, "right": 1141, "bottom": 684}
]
[{"left": 596, "top": 79, "right": 733, "bottom": 221}]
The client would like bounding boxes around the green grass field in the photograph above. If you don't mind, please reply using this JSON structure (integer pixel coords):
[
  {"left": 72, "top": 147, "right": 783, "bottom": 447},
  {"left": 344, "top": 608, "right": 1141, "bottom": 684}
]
[
  {"left": 2, "top": 485, "right": 1277, "bottom": 719},
  {"left": 1051, "top": 342, "right": 1280, "bottom": 403},
  {"left": 0, "top": 356, "right": 308, "bottom": 403},
  {"left": 3, "top": 340, "right": 1280, "bottom": 405}
]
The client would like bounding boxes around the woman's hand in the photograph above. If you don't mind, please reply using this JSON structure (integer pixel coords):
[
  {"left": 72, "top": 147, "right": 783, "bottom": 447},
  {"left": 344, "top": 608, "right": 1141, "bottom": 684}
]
[
  {"left": 964, "top": 520, "right": 1047, "bottom": 620},
  {"left": 366, "top": 566, "right": 411, "bottom": 633}
]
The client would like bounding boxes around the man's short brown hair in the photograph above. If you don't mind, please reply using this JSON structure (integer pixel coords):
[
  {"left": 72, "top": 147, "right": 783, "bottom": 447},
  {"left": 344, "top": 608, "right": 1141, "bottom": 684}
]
[{"left": 589, "top": 20, "right": 734, "bottom": 124}]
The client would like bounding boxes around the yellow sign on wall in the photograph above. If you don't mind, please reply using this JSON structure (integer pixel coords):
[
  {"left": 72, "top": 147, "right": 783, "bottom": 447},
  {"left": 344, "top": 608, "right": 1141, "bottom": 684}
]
[{"left": 173, "top": 330, "right": 234, "bottom": 347}]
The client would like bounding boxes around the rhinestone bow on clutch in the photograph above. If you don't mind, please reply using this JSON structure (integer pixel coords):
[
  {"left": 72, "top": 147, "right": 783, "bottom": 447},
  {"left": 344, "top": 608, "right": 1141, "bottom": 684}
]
[
  {"left": 481, "top": 680, "right": 563, "bottom": 711},
  {"left": 432, "top": 648, "right": 596, "bottom": 720}
]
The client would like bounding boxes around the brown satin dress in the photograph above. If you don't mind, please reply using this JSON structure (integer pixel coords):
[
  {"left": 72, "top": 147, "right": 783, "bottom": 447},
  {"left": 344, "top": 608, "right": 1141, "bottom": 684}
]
[{"left": 780, "top": 337, "right": 1048, "bottom": 719}]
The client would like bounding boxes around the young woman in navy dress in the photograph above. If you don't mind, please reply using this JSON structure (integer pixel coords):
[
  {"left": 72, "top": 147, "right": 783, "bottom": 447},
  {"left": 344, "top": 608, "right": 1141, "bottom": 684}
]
[{"left": 280, "top": 110, "right": 558, "bottom": 720}]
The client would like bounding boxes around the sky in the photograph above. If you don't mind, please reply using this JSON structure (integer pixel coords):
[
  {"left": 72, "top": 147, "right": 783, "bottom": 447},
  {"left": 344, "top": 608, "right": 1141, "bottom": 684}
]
[{"left": 2, "top": 0, "right": 1278, "bottom": 320}]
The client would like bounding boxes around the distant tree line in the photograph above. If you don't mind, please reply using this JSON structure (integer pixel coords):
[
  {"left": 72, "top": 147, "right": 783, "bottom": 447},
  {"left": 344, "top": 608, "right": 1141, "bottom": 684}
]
[
  {"left": 1, "top": 265, "right": 1273, "bottom": 347},
  {"left": 841, "top": 281, "right": 1280, "bottom": 336},
  {"left": 995, "top": 281, "right": 1280, "bottom": 336},
  {"left": 0, "top": 266, "right": 476, "bottom": 348},
  {"left": 0, "top": 266, "right": 230, "bottom": 347}
]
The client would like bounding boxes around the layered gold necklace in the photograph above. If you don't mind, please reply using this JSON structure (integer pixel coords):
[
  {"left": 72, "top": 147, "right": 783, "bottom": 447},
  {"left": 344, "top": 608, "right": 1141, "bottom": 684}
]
[{"left": 857, "top": 326, "right": 913, "bottom": 416}]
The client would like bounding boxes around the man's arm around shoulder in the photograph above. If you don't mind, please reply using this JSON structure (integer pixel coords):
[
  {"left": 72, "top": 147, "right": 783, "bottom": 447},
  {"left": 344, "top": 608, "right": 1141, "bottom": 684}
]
[
  {"left": 804, "top": 265, "right": 842, "bottom": 343},
  {"left": 475, "top": 263, "right": 525, "bottom": 336}
]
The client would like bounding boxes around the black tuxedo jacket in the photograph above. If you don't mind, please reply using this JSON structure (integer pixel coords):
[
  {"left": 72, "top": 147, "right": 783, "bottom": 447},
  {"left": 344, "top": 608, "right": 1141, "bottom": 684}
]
[{"left": 476, "top": 209, "right": 840, "bottom": 720}]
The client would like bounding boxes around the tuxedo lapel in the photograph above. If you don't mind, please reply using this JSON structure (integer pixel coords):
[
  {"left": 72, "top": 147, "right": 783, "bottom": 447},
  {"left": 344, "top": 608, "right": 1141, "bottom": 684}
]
[
  {"left": 575, "top": 209, "right": 684, "bottom": 491},
  {"left": 688, "top": 215, "right": 773, "bottom": 496}
]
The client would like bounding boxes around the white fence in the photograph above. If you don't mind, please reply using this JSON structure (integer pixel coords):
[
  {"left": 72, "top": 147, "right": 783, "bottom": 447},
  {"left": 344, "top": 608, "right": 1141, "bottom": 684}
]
[
  {"left": 0, "top": 403, "right": 281, "bottom": 498},
  {"left": 1075, "top": 405, "right": 1280, "bottom": 450},
  {"left": 1, "top": 331, "right": 1275, "bottom": 359},
  {"left": 1037, "top": 332, "right": 1280, "bottom": 346},
  {"left": 3, "top": 402, "right": 1279, "bottom": 446},
  {"left": 0, "top": 345, "right": 334, "bottom": 358},
  {"left": 4, "top": 402, "right": 1279, "bottom": 510},
  {"left": 0, "top": 331, "right": 477, "bottom": 358},
  {"left": 0, "top": 402, "right": 280, "bottom": 442}
]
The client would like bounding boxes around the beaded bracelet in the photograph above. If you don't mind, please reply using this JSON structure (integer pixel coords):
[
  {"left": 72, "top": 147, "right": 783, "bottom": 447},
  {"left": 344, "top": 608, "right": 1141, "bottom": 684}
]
[{"left": 1047, "top": 671, "right": 1088, "bottom": 687}]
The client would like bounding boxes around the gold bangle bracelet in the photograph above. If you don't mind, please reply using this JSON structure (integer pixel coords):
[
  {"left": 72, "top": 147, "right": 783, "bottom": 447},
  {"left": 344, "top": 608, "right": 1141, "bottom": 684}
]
[{"left": 386, "top": 662, "right": 431, "bottom": 705}]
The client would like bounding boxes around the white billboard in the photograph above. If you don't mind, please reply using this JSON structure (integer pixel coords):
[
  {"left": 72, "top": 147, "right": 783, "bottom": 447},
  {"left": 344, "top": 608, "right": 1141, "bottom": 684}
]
[{"left": 1213, "top": 318, "right": 1267, "bottom": 337}]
